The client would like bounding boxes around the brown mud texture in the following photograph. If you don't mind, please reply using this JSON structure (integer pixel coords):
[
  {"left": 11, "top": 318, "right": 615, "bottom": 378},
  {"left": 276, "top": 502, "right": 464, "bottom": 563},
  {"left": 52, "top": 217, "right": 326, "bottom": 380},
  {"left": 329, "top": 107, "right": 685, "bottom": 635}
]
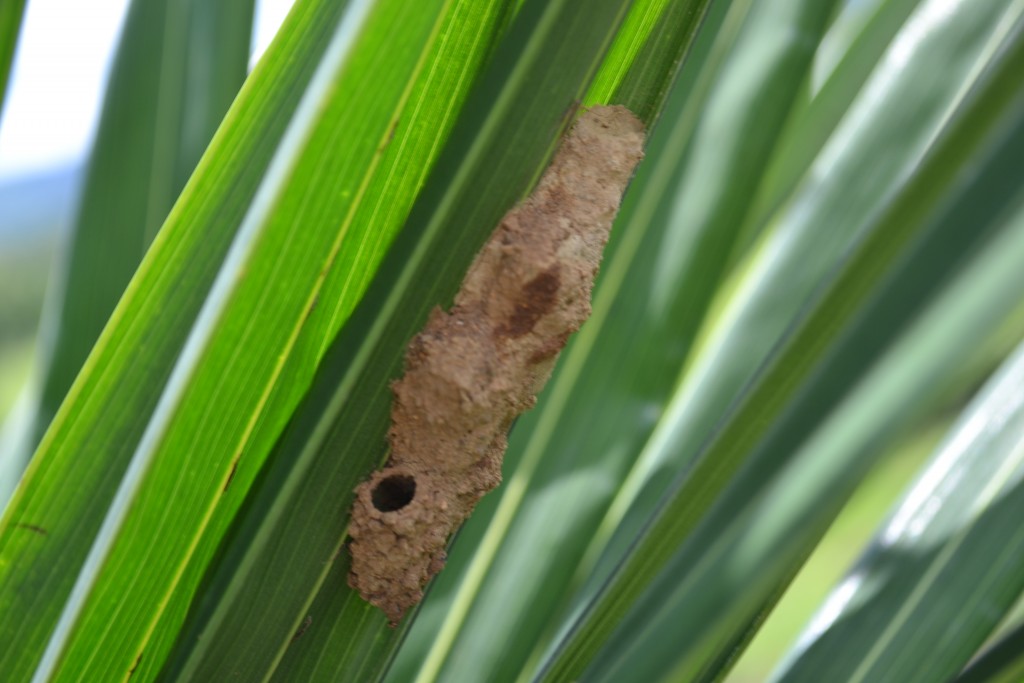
[{"left": 347, "top": 105, "right": 646, "bottom": 624}]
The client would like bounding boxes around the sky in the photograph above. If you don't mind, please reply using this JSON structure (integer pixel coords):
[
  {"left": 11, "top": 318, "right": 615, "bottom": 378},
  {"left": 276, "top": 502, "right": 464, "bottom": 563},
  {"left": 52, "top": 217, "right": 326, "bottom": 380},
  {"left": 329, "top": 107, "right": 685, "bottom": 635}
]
[{"left": 0, "top": 0, "right": 294, "bottom": 181}]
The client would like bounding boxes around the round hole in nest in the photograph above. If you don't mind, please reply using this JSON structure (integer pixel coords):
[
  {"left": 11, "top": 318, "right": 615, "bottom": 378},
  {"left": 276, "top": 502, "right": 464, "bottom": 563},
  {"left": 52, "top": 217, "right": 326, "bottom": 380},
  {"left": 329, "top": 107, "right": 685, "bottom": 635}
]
[{"left": 371, "top": 474, "right": 416, "bottom": 512}]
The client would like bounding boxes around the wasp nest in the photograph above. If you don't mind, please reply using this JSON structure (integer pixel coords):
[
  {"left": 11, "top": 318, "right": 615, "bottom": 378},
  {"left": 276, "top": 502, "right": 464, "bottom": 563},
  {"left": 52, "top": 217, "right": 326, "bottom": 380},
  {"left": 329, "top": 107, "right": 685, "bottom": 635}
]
[{"left": 347, "top": 105, "right": 646, "bottom": 624}]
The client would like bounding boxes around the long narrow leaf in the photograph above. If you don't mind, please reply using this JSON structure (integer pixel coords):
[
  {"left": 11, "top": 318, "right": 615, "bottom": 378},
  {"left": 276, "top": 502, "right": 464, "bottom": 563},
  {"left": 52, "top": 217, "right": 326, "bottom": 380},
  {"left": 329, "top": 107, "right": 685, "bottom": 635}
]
[
  {"left": 0, "top": 0, "right": 24, "bottom": 113},
  {"left": 152, "top": 0, "right": 636, "bottom": 680},
  {"left": 539, "top": 12, "right": 1024, "bottom": 679},
  {"left": 594, "top": 0, "right": 1024, "bottom": 578},
  {"left": 956, "top": 620, "right": 1024, "bottom": 683},
  {"left": 136, "top": 2, "right": 519, "bottom": 678},
  {"left": 391, "top": 1, "right": 840, "bottom": 681},
  {"left": 772, "top": 336, "right": 1024, "bottom": 682},
  {"left": 585, "top": 0, "right": 711, "bottom": 123},
  {"left": 0, "top": 0, "right": 450, "bottom": 678},
  {"left": 0, "top": 0, "right": 256, "bottom": 503}
]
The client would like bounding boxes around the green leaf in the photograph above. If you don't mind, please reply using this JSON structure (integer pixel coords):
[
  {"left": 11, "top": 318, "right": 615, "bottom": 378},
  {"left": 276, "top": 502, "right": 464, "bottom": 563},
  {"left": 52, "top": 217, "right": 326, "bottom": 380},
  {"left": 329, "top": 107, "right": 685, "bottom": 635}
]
[
  {"left": 0, "top": 0, "right": 485, "bottom": 678},
  {"left": 146, "top": 0, "right": 526, "bottom": 679},
  {"left": 151, "top": 1, "right": 641, "bottom": 680},
  {"left": 771, "top": 338, "right": 1024, "bottom": 682},
  {"left": 538, "top": 10, "right": 1024, "bottom": 679},
  {"left": 587, "top": 0, "right": 1024, "bottom": 604},
  {"left": 0, "top": 0, "right": 257, "bottom": 503},
  {"left": 32, "top": 0, "right": 256, "bottom": 441},
  {"left": 956, "top": 620, "right": 1024, "bottom": 683},
  {"left": 585, "top": 0, "right": 712, "bottom": 123},
  {"left": 0, "top": 0, "right": 24, "bottom": 113},
  {"left": 747, "top": 0, "right": 921, "bottom": 232},
  {"left": 390, "top": 0, "right": 840, "bottom": 681}
]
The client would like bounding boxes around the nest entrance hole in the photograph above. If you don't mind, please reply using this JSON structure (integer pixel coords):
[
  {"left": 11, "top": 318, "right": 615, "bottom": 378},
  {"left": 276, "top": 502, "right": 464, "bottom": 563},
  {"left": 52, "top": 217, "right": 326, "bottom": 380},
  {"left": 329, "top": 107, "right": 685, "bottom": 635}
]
[{"left": 372, "top": 474, "right": 416, "bottom": 512}]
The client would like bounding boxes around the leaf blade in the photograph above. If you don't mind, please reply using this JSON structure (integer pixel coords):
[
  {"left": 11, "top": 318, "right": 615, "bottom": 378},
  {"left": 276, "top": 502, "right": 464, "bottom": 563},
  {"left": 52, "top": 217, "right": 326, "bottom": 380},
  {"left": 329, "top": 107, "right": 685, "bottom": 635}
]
[{"left": 539, "top": 12, "right": 1024, "bottom": 678}]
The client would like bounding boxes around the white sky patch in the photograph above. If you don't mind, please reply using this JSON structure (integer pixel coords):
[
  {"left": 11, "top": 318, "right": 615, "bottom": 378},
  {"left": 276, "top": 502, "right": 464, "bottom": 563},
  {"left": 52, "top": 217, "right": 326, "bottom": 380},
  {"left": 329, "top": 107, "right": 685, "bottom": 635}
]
[
  {"left": 252, "top": 0, "right": 297, "bottom": 68},
  {"left": 0, "top": 0, "right": 294, "bottom": 181},
  {"left": 0, "top": 0, "right": 130, "bottom": 179}
]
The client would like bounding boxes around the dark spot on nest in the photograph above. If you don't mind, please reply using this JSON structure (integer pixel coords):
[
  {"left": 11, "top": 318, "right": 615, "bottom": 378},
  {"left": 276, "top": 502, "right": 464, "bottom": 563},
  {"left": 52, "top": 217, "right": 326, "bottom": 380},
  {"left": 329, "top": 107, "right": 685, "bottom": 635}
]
[{"left": 497, "top": 266, "right": 561, "bottom": 338}]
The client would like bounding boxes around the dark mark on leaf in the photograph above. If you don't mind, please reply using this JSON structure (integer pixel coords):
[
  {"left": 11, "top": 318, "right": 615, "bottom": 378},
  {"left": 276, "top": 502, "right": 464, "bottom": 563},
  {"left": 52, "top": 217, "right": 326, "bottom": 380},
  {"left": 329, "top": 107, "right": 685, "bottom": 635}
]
[
  {"left": 291, "top": 616, "right": 313, "bottom": 643},
  {"left": 128, "top": 652, "right": 142, "bottom": 678},
  {"left": 223, "top": 460, "right": 239, "bottom": 492}
]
